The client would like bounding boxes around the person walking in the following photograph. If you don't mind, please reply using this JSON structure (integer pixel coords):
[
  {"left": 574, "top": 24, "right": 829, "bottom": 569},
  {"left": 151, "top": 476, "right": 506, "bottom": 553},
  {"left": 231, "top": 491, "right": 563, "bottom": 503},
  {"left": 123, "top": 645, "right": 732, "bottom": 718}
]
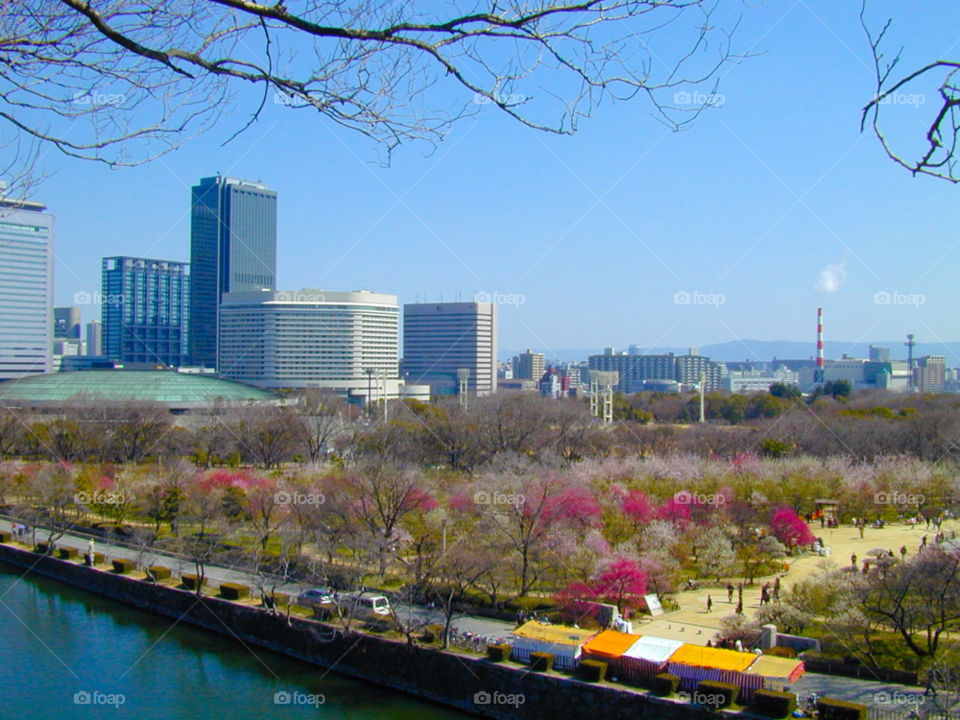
[
  {"left": 706, "top": 595, "right": 713, "bottom": 613},
  {"left": 727, "top": 584, "right": 734, "bottom": 603},
  {"left": 851, "top": 553, "right": 857, "bottom": 568}
]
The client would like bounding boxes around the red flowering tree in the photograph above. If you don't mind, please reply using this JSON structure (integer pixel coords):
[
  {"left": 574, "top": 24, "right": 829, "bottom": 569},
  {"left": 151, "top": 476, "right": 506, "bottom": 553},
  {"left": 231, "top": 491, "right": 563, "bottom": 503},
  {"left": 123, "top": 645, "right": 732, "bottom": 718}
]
[
  {"left": 622, "top": 490, "right": 654, "bottom": 525},
  {"left": 769, "top": 507, "right": 816, "bottom": 550}
]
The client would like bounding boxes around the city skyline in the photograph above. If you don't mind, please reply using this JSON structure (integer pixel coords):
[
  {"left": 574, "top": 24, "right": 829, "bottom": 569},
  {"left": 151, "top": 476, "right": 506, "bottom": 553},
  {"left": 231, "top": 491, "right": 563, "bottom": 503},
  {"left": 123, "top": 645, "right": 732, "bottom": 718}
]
[{"left": 29, "top": 2, "right": 960, "bottom": 361}]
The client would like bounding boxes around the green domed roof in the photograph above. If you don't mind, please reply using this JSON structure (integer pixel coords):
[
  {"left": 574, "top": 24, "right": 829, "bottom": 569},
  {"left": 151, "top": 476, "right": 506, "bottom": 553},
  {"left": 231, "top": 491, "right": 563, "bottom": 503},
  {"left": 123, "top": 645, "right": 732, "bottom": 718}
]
[{"left": 0, "top": 371, "right": 279, "bottom": 409}]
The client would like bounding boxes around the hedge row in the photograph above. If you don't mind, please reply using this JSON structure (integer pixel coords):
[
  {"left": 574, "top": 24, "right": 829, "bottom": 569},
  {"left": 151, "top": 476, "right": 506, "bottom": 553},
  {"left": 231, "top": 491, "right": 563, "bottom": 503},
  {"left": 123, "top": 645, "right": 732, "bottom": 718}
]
[
  {"left": 487, "top": 644, "right": 512, "bottom": 662},
  {"left": 577, "top": 660, "right": 607, "bottom": 683},
  {"left": 696, "top": 680, "right": 740, "bottom": 709},
  {"left": 220, "top": 582, "right": 250, "bottom": 600},
  {"left": 652, "top": 673, "right": 681, "bottom": 696},
  {"left": 529, "top": 652, "right": 555, "bottom": 672},
  {"left": 752, "top": 689, "right": 798, "bottom": 718},
  {"left": 817, "top": 698, "right": 868, "bottom": 720}
]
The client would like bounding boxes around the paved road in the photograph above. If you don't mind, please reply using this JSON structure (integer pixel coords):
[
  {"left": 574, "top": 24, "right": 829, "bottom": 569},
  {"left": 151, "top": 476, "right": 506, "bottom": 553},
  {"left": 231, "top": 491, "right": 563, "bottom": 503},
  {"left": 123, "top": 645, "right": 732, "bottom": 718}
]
[
  {"left": 0, "top": 518, "right": 937, "bottom": 709},
  {"left": 0, "top": 518, "right": 518, "bottom": 640}
]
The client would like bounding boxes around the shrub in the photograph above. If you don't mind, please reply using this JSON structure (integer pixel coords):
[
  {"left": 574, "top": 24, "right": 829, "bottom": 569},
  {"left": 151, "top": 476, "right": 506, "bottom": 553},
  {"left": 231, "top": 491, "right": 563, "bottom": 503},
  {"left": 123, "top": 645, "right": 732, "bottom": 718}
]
[
  {"left": 88, "top": 552, "right": 106, "bottom": 566},
  {"left": 220, "top": 582, "right": 250, "bottom": 600},
  {"left": 652, "top": 673, "right": 680, "bottom": 696},
  {"left": 696, "top": 680, "right": 740, "bottom": 708},
  {"left": 817, "top": 698, "right": 868, "bottom": 720},
  {"left": 766, "top": 646, "right": 798, "bottom": 658},
  {"left": 112, "top": 558, "right": 136, "bottom": 574},
  {"left": 578, "top": 660, "right": 608, "bottom": 683},
  {"left": 146, "top": 566, "right": 171, "bottom": 582},
  {"left": 529, "top": 652, "right": 555, "bottom": 672},
  {"left": 0, "top": 530, "right": 11, "bottom": 543},
  {"left": 487, "top": 644, "right": 512, "bottom": 662},
  {"left": 59, "top": 547, "right": 79, "bottom": 560},
  {"left": 753, "top": 689, "right": 798, "bottom": 718},
  {"left": 36, "top": 542, "right": 51, "bottom": 554},
  {"left": 181, "top": 574, "right": 207, "bottom": 591}
]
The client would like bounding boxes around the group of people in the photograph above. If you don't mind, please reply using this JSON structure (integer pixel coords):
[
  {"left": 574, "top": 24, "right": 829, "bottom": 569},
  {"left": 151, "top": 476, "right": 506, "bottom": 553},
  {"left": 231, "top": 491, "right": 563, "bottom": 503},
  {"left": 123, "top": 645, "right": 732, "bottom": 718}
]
[{"left": 10, "top": 523, "right": 28, "bottom": 538}]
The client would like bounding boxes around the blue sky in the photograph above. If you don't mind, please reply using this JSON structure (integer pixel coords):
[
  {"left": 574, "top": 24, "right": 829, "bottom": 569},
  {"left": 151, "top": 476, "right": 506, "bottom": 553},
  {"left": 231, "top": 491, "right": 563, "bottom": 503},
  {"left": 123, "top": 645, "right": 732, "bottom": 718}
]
[{"left": 42, "top": 0, "right": 960, "bottom": 360}]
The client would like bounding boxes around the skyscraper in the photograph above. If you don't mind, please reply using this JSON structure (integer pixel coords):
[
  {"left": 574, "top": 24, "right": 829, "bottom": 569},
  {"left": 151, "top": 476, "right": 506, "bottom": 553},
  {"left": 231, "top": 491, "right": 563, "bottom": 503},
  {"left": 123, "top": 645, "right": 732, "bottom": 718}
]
[
  {"left": 0, "top": 194, "right": 54, "bottom": 379},
  {"left": 189, "top": 175, "right": 277, "bottom": 368},
  {"left": 403, "top": 302, "right": 497, "bottom": 396},
  {"left": 102, "top": 256, "right": 190, "bottom": 366},
  {"left": 54, "top": 307, "right": 81, "bottom": 340},
  {"left": 86, "top": 320, "right": 103, "bottom": 356}
]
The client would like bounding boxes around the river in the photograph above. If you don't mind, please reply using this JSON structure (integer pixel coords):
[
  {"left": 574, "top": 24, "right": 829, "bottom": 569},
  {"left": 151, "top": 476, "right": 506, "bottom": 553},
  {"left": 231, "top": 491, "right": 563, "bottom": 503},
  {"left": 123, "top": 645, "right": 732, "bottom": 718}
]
[{"left": 0, "top": 564, "right": 474, "bottom": 719}]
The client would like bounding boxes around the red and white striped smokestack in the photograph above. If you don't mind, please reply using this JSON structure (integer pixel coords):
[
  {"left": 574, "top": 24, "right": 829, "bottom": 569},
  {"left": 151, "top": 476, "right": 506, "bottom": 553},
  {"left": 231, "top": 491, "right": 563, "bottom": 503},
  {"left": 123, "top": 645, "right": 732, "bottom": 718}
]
[{"left": 816, "top": 307, "right": 824, "bottom": 382}]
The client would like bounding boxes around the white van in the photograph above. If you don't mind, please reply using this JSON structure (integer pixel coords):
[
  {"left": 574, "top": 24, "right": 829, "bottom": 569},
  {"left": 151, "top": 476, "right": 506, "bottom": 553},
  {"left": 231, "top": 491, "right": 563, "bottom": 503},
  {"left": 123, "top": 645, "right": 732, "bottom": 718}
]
[{"left": 339, "top": 592, "right": 392, "bottom": 623}]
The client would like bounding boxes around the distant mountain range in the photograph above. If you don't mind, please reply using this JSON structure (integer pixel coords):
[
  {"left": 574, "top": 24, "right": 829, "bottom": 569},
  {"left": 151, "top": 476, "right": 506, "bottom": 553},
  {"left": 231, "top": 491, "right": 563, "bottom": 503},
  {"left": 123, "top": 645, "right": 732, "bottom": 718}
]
[{"left": 500, "top": 341, "right": 960, "bottom": 365}]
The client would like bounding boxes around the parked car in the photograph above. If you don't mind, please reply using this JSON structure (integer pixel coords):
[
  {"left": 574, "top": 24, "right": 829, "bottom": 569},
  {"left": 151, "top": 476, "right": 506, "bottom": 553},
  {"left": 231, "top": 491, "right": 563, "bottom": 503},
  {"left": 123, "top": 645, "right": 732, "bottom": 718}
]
[{"left": 295, "top": 587, "right": 334, "bottom": 607}]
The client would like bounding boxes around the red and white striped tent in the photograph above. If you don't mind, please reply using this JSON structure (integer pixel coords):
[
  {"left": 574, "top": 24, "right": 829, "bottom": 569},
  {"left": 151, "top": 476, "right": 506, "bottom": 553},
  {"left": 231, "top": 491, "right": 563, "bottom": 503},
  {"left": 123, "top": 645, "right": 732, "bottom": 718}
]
[
  {"left": 742, "top": 655, "right": 806, "bottom": 695},
  {"left": 667, "top": 644, "right": 762, "bottom": 695},
  {"left": 618, "top": 636, "right": 686, "bottom": 684}
]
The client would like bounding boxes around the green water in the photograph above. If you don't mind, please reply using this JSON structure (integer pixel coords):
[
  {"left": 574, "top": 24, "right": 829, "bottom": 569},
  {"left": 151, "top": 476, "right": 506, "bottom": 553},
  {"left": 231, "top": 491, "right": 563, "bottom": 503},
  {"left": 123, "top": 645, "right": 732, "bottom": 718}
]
[{"left": 0, "top": 564, "right": 474, "bottom": 719}]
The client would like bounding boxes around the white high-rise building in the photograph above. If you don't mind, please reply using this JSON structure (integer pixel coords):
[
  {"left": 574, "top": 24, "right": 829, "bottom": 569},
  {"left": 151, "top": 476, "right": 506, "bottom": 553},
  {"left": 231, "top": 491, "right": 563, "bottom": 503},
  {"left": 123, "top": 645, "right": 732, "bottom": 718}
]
[
  {"left": 86, "top": 320, "right": 103, "bottom": 356},
  {"left": 219, "top": 289, "right": 415, "bottom": 401},
  {"left": 403, "top": 301, "right": 497, "bottom": 396},
  {"left": 0, "top": 195, "right": 54, "bottom": 379}
]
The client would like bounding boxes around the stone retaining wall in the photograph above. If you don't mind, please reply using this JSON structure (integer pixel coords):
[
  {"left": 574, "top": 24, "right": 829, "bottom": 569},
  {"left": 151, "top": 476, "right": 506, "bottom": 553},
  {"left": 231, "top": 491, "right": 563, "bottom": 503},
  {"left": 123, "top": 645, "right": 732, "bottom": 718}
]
[{"left": 0, "top": 543, "right": 724, "bottom": 720}]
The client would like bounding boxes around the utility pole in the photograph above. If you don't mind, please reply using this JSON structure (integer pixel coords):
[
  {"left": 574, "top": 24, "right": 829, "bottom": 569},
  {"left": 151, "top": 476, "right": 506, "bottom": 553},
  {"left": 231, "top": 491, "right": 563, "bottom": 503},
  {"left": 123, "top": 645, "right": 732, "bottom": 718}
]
[
  {"left": 699, "top": 371, "right": 706, "bottom": 423},
  {"left": 905, "top": 334, "right": 916, "bottom": 391}
]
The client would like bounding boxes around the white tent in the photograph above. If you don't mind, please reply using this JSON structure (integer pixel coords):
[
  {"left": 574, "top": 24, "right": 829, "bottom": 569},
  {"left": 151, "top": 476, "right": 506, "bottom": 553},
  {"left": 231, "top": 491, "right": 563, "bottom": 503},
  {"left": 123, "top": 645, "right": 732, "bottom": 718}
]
[{"left": 618, "top": 636, "right": 685, "bottom": 683}]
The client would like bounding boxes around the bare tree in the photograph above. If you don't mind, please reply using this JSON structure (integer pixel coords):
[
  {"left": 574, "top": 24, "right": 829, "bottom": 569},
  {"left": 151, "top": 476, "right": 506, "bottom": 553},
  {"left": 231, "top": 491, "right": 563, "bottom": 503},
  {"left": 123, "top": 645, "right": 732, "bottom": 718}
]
[
  {"left": 0, "top": 0, "right": 743, "bottom": 190},
  {"left": 295, "top": 389, "right": 346, "bottom": 465},
  {"left": 861, "top": 1, "right": 960, "bottom": 182}
]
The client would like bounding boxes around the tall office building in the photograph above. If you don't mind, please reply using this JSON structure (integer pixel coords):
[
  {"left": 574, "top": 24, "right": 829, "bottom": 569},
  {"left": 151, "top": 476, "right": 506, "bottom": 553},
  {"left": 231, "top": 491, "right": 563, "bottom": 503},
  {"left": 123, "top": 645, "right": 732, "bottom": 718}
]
[
  {"left": 0, "top": 194, "right": 54, "bottom": 379},
  {"left": 54, "top": 307, "right": 81, "bottom": 340},
  {"left": 915, "top": 355, "right": 946, "bottom": 393},
  {"left": 102, "top": 256, "right": 190, "bottom": 366},
  {"left": 220, "top": 290, "right": 410, "bottom": 401},
  {"left": 516, "top": 349, "right": 545, "bottom": 381},
  {"left": 86, "top": 320, "right": 103, "bottom": 356},
  {"left": 190, "top": 175, "right": 277, "bottom": 368},
  {"left": 403, "top": 301, "right": 497, "bottom": 396}
]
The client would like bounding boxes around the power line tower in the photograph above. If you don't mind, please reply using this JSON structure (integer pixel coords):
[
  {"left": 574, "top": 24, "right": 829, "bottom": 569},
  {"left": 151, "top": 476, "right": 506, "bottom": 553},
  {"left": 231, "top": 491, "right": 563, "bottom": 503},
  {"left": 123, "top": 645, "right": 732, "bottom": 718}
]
[
  {"left": 589, "top": 370, "right": 618, "bottom": 424},
  {"left": 905, "top": 334, "right": 916, "bottom": 391}
]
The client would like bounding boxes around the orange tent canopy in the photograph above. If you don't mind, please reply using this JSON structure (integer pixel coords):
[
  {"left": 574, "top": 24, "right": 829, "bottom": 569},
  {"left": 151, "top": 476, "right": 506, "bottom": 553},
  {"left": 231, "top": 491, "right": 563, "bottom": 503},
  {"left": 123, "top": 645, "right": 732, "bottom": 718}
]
[
  {"left": 668, "top": 644, "right": 758, "bottom": 672},
  {"left": 582, "top": 630, "right": 643, "bottom": 659}
]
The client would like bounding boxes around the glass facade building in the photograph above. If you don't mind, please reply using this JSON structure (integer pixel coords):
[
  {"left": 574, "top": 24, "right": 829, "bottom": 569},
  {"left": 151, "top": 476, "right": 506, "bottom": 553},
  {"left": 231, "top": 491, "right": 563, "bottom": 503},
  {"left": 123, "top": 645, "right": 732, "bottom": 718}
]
[
  {"left": 189, "top": 176, "right": 277, "bottom": 369},
  {"left": 102, "top": 257, "right": 190, "bottom": 366},
  {"left": 0, "top": 198, "right": 54, "bottom": 379}
]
